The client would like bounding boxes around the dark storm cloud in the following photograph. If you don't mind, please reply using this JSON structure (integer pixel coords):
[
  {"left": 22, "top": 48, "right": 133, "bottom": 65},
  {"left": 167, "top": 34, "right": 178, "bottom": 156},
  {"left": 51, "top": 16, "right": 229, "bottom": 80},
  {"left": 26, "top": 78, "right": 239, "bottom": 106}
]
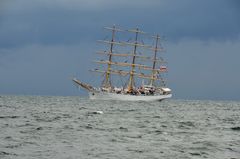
[
  {"left": 0, "top": 0, "right": 239, "bottom": 49},
  {"left": 0, "top": 9, "right": 98, "bottom": 48}
]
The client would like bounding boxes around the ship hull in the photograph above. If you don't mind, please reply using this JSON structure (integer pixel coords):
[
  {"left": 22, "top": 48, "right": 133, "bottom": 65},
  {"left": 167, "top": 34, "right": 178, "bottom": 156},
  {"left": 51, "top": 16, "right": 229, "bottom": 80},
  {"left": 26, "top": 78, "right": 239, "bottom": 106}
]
[{"left": 88, "top": 92, "right": 172, "bottom": 101}]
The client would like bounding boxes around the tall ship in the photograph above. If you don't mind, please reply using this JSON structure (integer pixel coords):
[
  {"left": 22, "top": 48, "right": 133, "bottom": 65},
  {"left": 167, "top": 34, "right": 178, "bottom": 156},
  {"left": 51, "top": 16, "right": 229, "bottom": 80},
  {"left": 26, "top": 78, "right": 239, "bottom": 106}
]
[{"left": 73, "top": 25, "right": 172, "bottom": 101}]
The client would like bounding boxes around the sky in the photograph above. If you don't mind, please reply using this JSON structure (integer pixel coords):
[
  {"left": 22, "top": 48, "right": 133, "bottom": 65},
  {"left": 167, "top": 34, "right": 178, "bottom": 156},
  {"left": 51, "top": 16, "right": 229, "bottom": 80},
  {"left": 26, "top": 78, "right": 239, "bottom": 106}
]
[{"left": 0, "top": 0, "right": 240, "bottom": 100}]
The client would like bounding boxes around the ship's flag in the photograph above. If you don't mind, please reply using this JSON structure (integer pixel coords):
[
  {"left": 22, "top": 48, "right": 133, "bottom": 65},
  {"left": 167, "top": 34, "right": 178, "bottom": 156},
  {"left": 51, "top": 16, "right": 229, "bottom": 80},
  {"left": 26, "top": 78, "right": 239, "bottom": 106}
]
[{"left": 160, "top": 66, "right": 167, "bottom": 72}]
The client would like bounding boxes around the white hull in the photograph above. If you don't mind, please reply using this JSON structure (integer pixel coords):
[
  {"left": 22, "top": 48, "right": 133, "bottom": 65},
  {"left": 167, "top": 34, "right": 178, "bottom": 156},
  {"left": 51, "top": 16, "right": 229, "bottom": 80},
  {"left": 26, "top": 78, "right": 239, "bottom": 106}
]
[{"left": 88, "top": 92, "right": 172, "bottom": 101}]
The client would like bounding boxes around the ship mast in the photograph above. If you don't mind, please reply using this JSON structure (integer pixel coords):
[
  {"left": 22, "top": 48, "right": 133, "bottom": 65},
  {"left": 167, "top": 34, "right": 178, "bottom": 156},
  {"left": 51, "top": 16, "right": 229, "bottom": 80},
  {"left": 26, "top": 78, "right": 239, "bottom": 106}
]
[
  {"left": 150, "top": 34, "right": 160, "bottom": 86},
  {"left": 127, "top": 28, "right": 140, "bottom": 92},
  {"left": 102, "top": 25, "right": 116, "bottom": 88}
]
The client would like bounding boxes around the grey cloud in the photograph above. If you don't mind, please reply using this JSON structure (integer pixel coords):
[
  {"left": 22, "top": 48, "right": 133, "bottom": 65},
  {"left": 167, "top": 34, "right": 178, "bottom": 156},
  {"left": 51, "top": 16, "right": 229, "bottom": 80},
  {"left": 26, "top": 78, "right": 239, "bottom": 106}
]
[{"left": 0, "top": 0, "right": 239, "bottom": 50}]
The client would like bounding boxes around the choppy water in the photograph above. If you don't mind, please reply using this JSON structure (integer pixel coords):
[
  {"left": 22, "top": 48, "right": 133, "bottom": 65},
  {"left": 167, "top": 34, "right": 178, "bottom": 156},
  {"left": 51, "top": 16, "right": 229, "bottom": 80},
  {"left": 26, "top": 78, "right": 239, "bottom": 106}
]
[{"left": 0, "top": 96, "right": 240, "bottom": 159}]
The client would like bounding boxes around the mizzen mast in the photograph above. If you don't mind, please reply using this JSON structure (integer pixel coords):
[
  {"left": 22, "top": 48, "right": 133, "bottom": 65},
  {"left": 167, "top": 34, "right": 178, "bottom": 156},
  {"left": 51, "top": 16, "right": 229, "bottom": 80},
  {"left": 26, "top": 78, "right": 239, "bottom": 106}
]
[{"left": 150, "top": 34, "right": 167, "bottom": 87}]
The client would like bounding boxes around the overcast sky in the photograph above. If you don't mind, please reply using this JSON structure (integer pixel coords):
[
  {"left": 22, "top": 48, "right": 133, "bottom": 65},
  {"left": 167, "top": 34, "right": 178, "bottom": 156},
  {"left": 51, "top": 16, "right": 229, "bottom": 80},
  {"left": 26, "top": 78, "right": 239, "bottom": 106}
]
[{"left": 0, "top": 0, "right": 240, "bottom": 100}]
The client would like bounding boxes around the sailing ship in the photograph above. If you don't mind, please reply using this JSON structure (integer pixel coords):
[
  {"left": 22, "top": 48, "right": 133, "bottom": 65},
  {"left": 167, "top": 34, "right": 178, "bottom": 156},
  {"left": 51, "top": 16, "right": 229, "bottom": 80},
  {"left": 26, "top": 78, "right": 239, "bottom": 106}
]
[{"left": 73, "top": 25, "right": 172, "bottom": 101}]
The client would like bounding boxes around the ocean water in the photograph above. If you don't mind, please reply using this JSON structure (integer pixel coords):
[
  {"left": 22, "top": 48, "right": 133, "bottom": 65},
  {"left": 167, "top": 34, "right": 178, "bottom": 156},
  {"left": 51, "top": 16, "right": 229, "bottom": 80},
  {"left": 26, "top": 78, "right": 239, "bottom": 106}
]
[{"left": 0, "top": 96, "right": 239, "bottom": 159}]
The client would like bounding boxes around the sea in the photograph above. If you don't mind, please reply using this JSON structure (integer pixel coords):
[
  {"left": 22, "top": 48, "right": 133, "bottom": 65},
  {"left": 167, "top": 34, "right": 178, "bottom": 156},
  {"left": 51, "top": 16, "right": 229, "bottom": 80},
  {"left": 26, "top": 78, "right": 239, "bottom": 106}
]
[{"left": 0, "top": 95, "right": 239, "bottom": 159}]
